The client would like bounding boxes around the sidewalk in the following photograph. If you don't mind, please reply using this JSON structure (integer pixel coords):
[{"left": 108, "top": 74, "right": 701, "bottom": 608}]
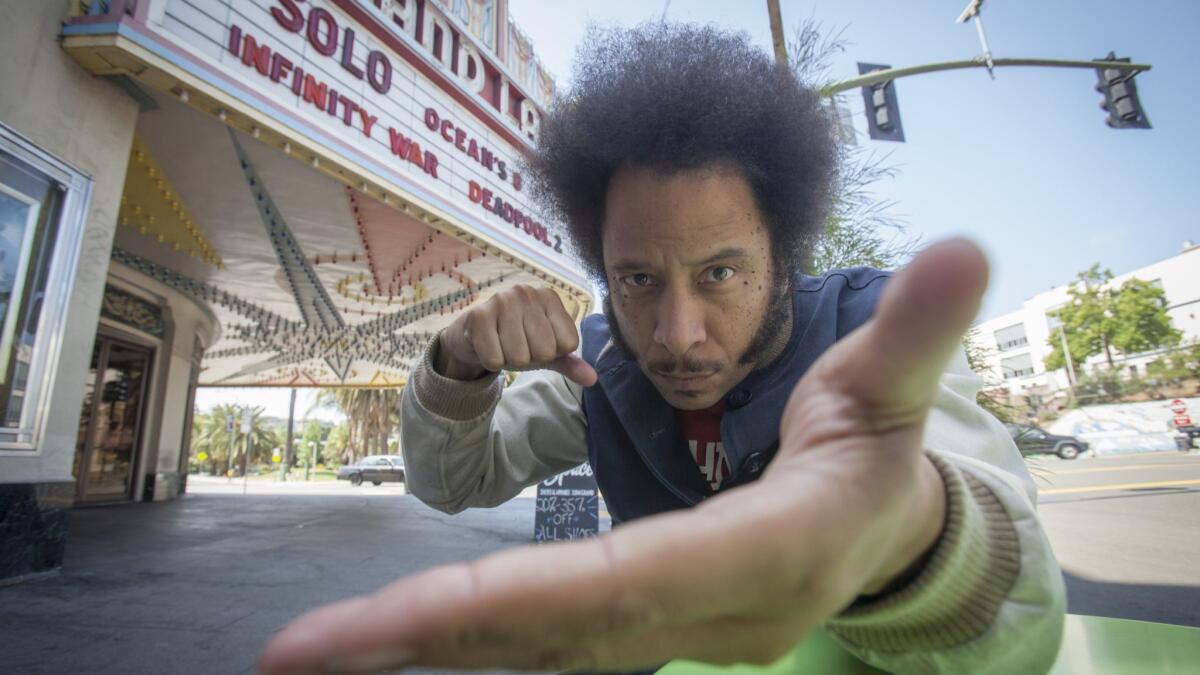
[{"left": 0, "top": 489, "right": 549, "bottom": 674}]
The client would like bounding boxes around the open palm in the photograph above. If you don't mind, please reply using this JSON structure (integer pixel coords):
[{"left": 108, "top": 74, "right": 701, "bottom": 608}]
[{"left": 258, "top": 239, "right": 989, "bottom": 674}]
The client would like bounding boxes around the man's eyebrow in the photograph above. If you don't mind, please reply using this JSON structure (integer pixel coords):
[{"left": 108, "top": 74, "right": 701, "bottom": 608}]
[
  {"left": 692, "top": 247, "right": 753, "bottom": 266},
  {"left": 608, "top": 259, "right": 649, "bottom": 275},
  {"left": 608, "top": 248, "right": 753, "bottom": 274}
]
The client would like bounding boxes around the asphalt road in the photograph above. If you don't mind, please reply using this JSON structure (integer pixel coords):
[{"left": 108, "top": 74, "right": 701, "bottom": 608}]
[
  {"left": 1032, "top": 450, "right": 1200, "bottom": 627},
  {"left": 5, "top": 454, "right": 1194, "bottom": 674},
  {"left": 1, "top": 486, "right": 548, "bottom": 675}
]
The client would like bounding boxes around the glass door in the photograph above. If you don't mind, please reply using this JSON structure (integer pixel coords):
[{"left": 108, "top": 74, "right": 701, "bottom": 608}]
[{"left": 73, "top": 336, "right": 152, "bottom": 504}]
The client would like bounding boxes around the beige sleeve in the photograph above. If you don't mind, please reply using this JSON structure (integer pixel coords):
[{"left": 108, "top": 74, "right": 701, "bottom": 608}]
[
  {"left": 824, "top": 348, "right": 1067, "bottom": 674},
  {"left": 399, "top": 334, "right": 590, "bottom": 514}
]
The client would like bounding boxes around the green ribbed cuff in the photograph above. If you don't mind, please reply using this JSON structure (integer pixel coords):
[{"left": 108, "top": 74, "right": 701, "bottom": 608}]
[
  {"left": 409, "top": 332, "right": 503, "bottom": 422},
  {"left": 825, "top": 451, "right": 1022, "bottom": 652}
]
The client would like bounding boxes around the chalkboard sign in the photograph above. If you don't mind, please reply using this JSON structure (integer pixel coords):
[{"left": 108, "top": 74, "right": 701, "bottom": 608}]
[{"left": 534, "top": 463, "right": 599, "bottom": 542}]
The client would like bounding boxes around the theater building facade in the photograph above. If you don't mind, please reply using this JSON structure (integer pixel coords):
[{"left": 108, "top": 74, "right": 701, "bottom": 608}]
[{"left": 0, "top": 0, "right": 590, "bottom": 582}]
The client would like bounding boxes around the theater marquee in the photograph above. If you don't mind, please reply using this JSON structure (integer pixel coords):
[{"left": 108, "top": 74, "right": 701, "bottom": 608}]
[{"left": 64, "top": 0, "right": 583, "bottom": 286}]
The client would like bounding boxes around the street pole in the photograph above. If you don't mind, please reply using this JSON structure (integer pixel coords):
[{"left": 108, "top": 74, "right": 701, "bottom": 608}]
[
  {"left": 766, "top": 0, "right": 788, "bottom": 66},
  {"left": 226, "top": 417, "right": 236, "bottom": 483},
  {"left": 241, "top": 406, "right": 251, "bottom": 495},
  {"left": 281, "top": 387, "right": 296, "bottom": 482},
  {"left": 242, "top": 428, "right": 251, "bottom": 495},
  {"left": 1059, "top": 326, "right": 1078, "bottom": 404}
]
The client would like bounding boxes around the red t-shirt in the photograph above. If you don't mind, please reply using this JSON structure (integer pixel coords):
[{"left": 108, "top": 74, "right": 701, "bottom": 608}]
[{"left": 674, "top": 401, "right": 730, "bottom": 492}]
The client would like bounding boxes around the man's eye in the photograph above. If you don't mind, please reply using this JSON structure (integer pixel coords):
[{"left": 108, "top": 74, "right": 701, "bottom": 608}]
[
  {"left": 705, "top": 266, "right": 736, "bottom": 283},
  {"left": 622, "top": 273, "right": 653, "bottom": 287}
]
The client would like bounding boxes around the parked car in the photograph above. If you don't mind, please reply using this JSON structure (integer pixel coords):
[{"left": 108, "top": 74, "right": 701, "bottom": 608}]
[
  {"left": 336, "top": 454, "right": 406, "bottom": 486},
  {"left": 1006, "top": 423, "right": 1089, "bottom": 460}
]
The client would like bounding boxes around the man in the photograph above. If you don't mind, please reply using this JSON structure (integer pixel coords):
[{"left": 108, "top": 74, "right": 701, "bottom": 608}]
[{"left": 260, "top": 24, "right": 1065, "bottom": 674}]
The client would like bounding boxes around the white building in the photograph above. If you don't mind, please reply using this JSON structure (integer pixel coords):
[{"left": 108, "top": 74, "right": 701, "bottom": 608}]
[{"left": 975, "top": 241, "right": 1200, "bottom": 402}]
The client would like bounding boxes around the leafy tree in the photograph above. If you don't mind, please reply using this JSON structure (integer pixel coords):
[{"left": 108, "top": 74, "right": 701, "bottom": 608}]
[
  {"left": 1044, "top": 265, "right": 1114, "bottom": 372},
  {"left": 1146, "top": 340, "right": 1200, "bottom": 390},
  {"left": 299, "top": 419, "right": 325, "bottom": 468},
  {"left": 190, "top": 403, "right": 276, "bottom": 475},
  {"left": 1045, "top": 265, "right": 1180, "bottom": 372},
  {"left": 1111, "top": 278, "right": 1181, "bottom": 355},
  {"left": 323, "top": 423, "right": 350, "bottom": 467},
  {"left": 311, "top": 388, "right": 401, "bottom": 462}
]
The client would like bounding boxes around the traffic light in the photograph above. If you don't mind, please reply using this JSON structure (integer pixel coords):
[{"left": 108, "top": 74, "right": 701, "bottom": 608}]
[
  {"left": 1095, "top": 52, "right": 1150, "bottom": 129},
  {"left": 857, "top": 63, "right": 905, "bottom": 142}
]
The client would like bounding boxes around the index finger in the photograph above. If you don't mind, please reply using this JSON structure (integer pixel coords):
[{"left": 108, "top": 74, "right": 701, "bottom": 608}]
[{"left": 258, "top": 482, "right": 827, "bottom": 673}]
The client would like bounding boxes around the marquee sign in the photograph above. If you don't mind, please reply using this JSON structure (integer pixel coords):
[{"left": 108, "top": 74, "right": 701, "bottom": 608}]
[
  {"left": 60, "top": 0, "right": 592, "bottom": 388},
  {"left": 203, "top": 0, "right": 563, "bottom": 258}
]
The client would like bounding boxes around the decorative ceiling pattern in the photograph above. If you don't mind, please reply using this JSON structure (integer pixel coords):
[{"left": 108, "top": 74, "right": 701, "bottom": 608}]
[
  {"left": 119, "top": 137, "right": 223, "bottom": 269},
  {"left": 113, "top": 92, "right": 577, "bottom": 387}
]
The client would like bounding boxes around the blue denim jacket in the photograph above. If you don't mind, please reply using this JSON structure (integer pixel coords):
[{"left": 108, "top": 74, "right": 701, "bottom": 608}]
[{"left": 581, "top": 268, "right": 890, "bottom": 524}]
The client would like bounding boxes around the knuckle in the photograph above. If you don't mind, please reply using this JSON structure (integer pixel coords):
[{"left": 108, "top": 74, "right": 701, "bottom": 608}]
[
  {"left": 561, "top": 330, "right": 580, "bottom": 353},
  {"left": 530, "top": 344, "right": 556, "bottom": 364},
  {"left": 466, "top": 309, "right": 491, "bottom": 332},
  {"left": 538, "top": 286, "right": 560, "bottom": 304}
]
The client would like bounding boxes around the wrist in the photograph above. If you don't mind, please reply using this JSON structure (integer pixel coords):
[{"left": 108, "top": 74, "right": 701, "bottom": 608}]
[
  {"left": 434, "top": 332, "right": 488, "bottom": 381},
  {"left": 862, "top": 454, "right": 948, "bottom": 596}
]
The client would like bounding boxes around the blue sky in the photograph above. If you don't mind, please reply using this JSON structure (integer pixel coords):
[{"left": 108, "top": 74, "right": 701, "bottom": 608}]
[
  {"left": 508, "top": 0, "right": 1199, "bottom": 320},
  {"left": 199, "top": 1, "right": 1197, "bottom": 419}
]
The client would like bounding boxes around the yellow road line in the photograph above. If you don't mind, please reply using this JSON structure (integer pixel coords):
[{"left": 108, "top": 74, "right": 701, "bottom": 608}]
[
  {"left": 1050, "top": 462, "right": 1200, "bottom": 476},
  {"left": 1040, "top": 478, "right": 1200, "bottom": 496}
]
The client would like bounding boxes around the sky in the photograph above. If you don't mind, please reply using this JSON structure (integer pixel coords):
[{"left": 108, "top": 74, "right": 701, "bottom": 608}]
[
  {"left": 198, "top": 0, "right": 1198, "bottom": 419},
  {"left": 195, "top": 387, "right": 343, "bottom": 423},
  {"left": 507, "top": 0, "right": 1199, "bottom": 320}
]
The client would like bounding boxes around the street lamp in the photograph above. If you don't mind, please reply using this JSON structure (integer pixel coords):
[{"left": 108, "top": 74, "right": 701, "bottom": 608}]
[
  {"left": 956, "top": 0, "right": 996, "bottom": 79},
  {"left": 305, "top": 440, "right": 316, "bottom": 481}
]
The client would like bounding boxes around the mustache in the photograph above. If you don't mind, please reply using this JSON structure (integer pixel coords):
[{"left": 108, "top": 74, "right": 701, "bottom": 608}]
[{"left": 647, "top": 358, "right": 725, "bottom": 376}]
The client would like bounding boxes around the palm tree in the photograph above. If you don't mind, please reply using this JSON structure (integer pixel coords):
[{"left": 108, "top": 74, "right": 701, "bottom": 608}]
[
  {"left": 190, "top": 403, "right": 277, "bottom": 475},
  {"left": 311, "top": 388, "right": 402, "bottom": 463}
]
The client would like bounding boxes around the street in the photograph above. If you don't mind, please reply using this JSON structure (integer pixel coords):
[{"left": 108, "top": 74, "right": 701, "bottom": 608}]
[
  {"left": 0, "top": 487, "right": 546, "bottom": 675},
  {"left": 2, "top": 453, "right": 1196, "bottom": 675},
  {"left": 1033, "top": 450, "right": 1200, "bottom": 627}
]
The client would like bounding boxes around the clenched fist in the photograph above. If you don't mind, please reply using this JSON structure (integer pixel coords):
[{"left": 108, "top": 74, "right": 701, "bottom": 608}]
[{"left": 435, "top": 284, "right": 598, "bottom": 386}]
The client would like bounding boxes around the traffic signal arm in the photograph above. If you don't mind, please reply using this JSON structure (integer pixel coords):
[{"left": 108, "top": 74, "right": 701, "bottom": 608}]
[{"left": 823, "top": 57, "right": 1151, "bottom": 97}]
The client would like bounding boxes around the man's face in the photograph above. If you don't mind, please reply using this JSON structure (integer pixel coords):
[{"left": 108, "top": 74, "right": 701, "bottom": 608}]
[{"left": 601, "top": 165, "right": 780, "bottom": 410}]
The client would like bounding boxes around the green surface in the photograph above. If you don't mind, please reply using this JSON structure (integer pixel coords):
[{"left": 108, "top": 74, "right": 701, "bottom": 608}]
[{"left": 660, "top": 615, "right": 1200, "bottom": 674}]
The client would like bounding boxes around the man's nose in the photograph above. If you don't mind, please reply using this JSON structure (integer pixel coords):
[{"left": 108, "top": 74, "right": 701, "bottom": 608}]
[{"left": 653, "top": 288, "right": 706, "bottom": 357}]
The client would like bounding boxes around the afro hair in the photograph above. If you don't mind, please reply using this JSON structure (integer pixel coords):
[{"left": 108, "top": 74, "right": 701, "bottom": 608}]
[{"left": 528, "top": 22, "right": 837, "bottom": 286}]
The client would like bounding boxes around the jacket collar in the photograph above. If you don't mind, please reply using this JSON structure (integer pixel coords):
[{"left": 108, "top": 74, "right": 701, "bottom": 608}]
[{"left": 594, "top": 341, "right": 712, "bottom": 504}]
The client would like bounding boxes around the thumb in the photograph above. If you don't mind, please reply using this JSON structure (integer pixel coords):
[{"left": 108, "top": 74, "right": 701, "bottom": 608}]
[
  {"left": 548, "top": 354, "right": 599, "bottom": 387},
  {"left": 820, "top": 238, "right": 989, "bottom": 419}
]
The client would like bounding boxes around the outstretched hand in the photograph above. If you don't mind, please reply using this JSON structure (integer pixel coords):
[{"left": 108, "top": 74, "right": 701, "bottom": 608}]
[{"left": 258, "top": 239, "right": 989, "bottom": 674}]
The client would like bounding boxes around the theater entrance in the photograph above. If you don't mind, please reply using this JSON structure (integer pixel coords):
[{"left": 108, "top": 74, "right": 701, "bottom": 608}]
[{"left": 73, "top": 335, "right": 153, "bottom": 504}]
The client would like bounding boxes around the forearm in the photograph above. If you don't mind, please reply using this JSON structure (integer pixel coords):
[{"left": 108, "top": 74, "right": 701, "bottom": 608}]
[{"left": 402, "top": 334, "right": 589, "bottom": 513}]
